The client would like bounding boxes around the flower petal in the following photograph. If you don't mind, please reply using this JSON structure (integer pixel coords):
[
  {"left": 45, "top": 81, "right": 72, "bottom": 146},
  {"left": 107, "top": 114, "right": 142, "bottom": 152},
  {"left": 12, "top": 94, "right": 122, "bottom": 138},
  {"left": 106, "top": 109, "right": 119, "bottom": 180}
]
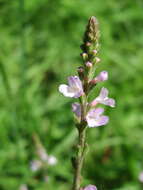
[
  {"left": 68, "top": 76, "right": 82, "bottom": 89},
  {"left": 103, "top": 98, "right": 115, "bottom": 107},
  {"left": 87, "top": 108, "right": 104, "bottom": 118},
  {"left": 94, "top": 87, "right": 116, "bottom": 107},
  {"left": 86, "top": 108, "right": 109, "bottom": 128},
  {"left": 72, "top": 103, "right": 81, "bottom": 118},
  {"left": 98, "top": 87, "right": 108, "bottom": 99},
  {"left": 95, "top": 115, "right": 109, "bottom": 127},
  {"left": 59, "top": 84, "right": 75, "bottom": 97}
]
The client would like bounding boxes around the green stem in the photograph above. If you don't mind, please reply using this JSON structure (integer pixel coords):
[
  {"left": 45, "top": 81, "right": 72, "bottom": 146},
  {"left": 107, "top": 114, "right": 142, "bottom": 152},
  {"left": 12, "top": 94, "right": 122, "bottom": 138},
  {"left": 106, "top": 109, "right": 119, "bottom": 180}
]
[{"left": 72, "top": 127, "right": 87, "bottom": 190}]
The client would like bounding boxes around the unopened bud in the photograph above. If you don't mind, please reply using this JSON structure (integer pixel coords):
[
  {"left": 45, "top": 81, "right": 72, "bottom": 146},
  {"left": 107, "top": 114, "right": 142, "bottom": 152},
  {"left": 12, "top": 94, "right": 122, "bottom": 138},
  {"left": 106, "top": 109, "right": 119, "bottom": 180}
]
[
  {"left": 85, "top": 61, "right": 92, "bottom": 68},
  {"left": 77, "top": 66, "right": 84, "bottom": 73},
  {"left": 95, "top": 71, "right": 108, "bottom": 82},
  {"left": 95, "top": 57, "right": 100, "bottom": 63},
  {"left": 89, "top": 79, "right": 97, "bottom": 85},
  {"left": 77, "top": 66, "right": 84, "bottom": 79},
  {"left": 88, "top": 79, "right": 97, "bottom": 92},
  {"left": 86, "top": 42, "right": 91, "bottom": 47},
  {"left": 81, "top": 53, "right": 88, "bottom": 60},
  {"left": 93, "top": 49, "right": 97, "bottom": 55}
]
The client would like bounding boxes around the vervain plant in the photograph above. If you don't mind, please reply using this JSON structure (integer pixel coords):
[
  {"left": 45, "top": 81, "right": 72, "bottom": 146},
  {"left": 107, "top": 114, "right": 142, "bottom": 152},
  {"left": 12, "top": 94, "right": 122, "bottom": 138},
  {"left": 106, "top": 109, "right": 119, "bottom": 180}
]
[{"left": 59, "top": 16, "right": 115, "bottom": 190}]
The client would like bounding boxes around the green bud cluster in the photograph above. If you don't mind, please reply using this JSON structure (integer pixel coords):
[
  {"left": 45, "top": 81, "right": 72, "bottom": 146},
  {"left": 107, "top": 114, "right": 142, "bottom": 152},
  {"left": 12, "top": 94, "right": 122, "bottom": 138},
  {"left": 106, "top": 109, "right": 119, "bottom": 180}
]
[
  {"left": 79, "top": 16, "right": 101, "bottom": 92},
  {"left": 81, "top": 16, "right": 100, "bottom": 61}
]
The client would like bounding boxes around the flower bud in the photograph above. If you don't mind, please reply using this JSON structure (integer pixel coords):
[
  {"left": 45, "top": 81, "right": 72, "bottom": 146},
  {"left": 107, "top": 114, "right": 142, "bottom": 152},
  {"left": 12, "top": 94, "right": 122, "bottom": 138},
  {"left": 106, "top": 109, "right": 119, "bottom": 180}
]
[
  {"left": 92, "top": 49, "right": 97, "bottom": 55},
  {"left": 89, "top": 79, "right": 97, "bottom": 85},
  {"left": 77, "top": 66, "right": 84, "bottom": 79},
  {"left": 86, "top": 42, "right": 91, "bottom": 47},
  {"left": 85, "top": 61, "right": 92, "bottom": 68},
  {"left": 95, "top": 57, "right": 100, "bottom": 63},
  {"left": 81, "top": 53, "right": 88, "bottom": 60},
  {"left": 95, "top": 71, "right": 108, "bottom": 82}
]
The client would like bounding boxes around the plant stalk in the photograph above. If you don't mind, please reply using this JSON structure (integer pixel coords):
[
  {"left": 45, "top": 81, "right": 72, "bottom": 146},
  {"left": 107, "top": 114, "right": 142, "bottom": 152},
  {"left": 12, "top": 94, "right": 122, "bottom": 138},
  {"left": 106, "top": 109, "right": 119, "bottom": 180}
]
[{"left": 72, "top": 127, "right": 87, "bottom": 190}]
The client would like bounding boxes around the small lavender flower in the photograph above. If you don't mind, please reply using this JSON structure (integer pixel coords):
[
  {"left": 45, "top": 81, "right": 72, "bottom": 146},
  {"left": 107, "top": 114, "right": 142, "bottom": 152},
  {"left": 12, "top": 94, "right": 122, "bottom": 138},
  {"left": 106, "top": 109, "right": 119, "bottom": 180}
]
[
  {"left": 59, "top": 76, "right": 84, "bottom": 98},
  {"left": 91, "top": 87, "right": 115, "bottom": 107},
  {"left": 59, "top": 16, "right": 115, "bottom": 190},
  {"left": 86, "top": 108, "right": 109, "bottom": 127},
  {"left": 83, "top": 185, "right": 97, "bottom": 190}
]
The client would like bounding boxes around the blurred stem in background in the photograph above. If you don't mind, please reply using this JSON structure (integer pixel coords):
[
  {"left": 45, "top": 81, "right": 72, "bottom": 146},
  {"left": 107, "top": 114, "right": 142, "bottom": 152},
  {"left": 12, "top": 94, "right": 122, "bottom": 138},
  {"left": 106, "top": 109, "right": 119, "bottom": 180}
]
[
  {"left": 19, "top": 0, "right": 27, "bottom": 93},
  {"left": 0, "top": 61, "right": 12, "bottom": 99},
  {"left": 18, "top": 0, "right": 31, "bottom": 131}
]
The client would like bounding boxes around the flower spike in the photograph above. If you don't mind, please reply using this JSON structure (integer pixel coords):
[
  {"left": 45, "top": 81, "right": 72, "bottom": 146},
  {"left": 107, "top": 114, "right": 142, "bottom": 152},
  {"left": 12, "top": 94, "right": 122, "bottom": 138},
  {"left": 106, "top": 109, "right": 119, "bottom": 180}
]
[{"left": 58, "top": 16, "right": 115, "bottom": 190}]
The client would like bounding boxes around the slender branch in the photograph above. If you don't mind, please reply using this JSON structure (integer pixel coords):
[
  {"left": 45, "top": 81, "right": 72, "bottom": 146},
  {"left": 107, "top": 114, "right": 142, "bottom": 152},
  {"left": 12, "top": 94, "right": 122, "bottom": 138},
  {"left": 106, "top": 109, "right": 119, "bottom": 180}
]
[{"left": 19, "top": 0, "right": 27, "bottom": 92}]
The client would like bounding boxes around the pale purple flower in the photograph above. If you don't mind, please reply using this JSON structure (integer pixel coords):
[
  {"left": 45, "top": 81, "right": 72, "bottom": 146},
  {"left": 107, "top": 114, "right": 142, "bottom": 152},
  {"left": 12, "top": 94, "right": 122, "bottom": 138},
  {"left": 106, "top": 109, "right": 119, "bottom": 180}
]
[
  {"left": 95, "top": 71, "right": 108, "bottom": 82},
  {"left": 86, "top": 108, "right": 109, "bottom": 127},
  {"left": 91, "top": 87, "right": 115, "bottom": 107},
  {"left": 139, "top": 172, "right": 143, "bottom": 182},
  {"left": 59, "top": 76, "right": 84, "bottom": 98},
  {"left": 72, "top": 103, "right": 81, "bottom": 118},
  {"left": 84, "top": 185, "right": 97, "bottom": 190}
]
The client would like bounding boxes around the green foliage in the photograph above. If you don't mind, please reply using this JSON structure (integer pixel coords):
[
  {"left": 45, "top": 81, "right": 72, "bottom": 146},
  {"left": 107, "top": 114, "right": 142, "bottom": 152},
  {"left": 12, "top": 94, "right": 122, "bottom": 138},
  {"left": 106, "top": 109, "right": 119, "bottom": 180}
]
[{"left": 0, "top": 0, "right": 143, "bottom": 189}]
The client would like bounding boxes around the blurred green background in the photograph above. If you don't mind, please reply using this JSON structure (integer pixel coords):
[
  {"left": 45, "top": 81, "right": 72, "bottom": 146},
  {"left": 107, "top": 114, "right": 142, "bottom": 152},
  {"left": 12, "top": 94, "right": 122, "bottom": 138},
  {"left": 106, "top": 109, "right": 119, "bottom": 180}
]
[{"left": 0, "top": 0, "right": 143, "bottom": 189}]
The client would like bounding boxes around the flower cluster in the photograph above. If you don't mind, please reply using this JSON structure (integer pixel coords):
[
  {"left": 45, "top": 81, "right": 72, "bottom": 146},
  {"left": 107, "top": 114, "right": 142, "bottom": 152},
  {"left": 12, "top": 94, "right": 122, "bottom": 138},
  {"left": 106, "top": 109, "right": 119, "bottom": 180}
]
[
  {"left": 59, "top": 16, "right": 115, "bottom": 128},
  {"left": 30, "top": 136, "right": 57, "bottom": 172}
]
